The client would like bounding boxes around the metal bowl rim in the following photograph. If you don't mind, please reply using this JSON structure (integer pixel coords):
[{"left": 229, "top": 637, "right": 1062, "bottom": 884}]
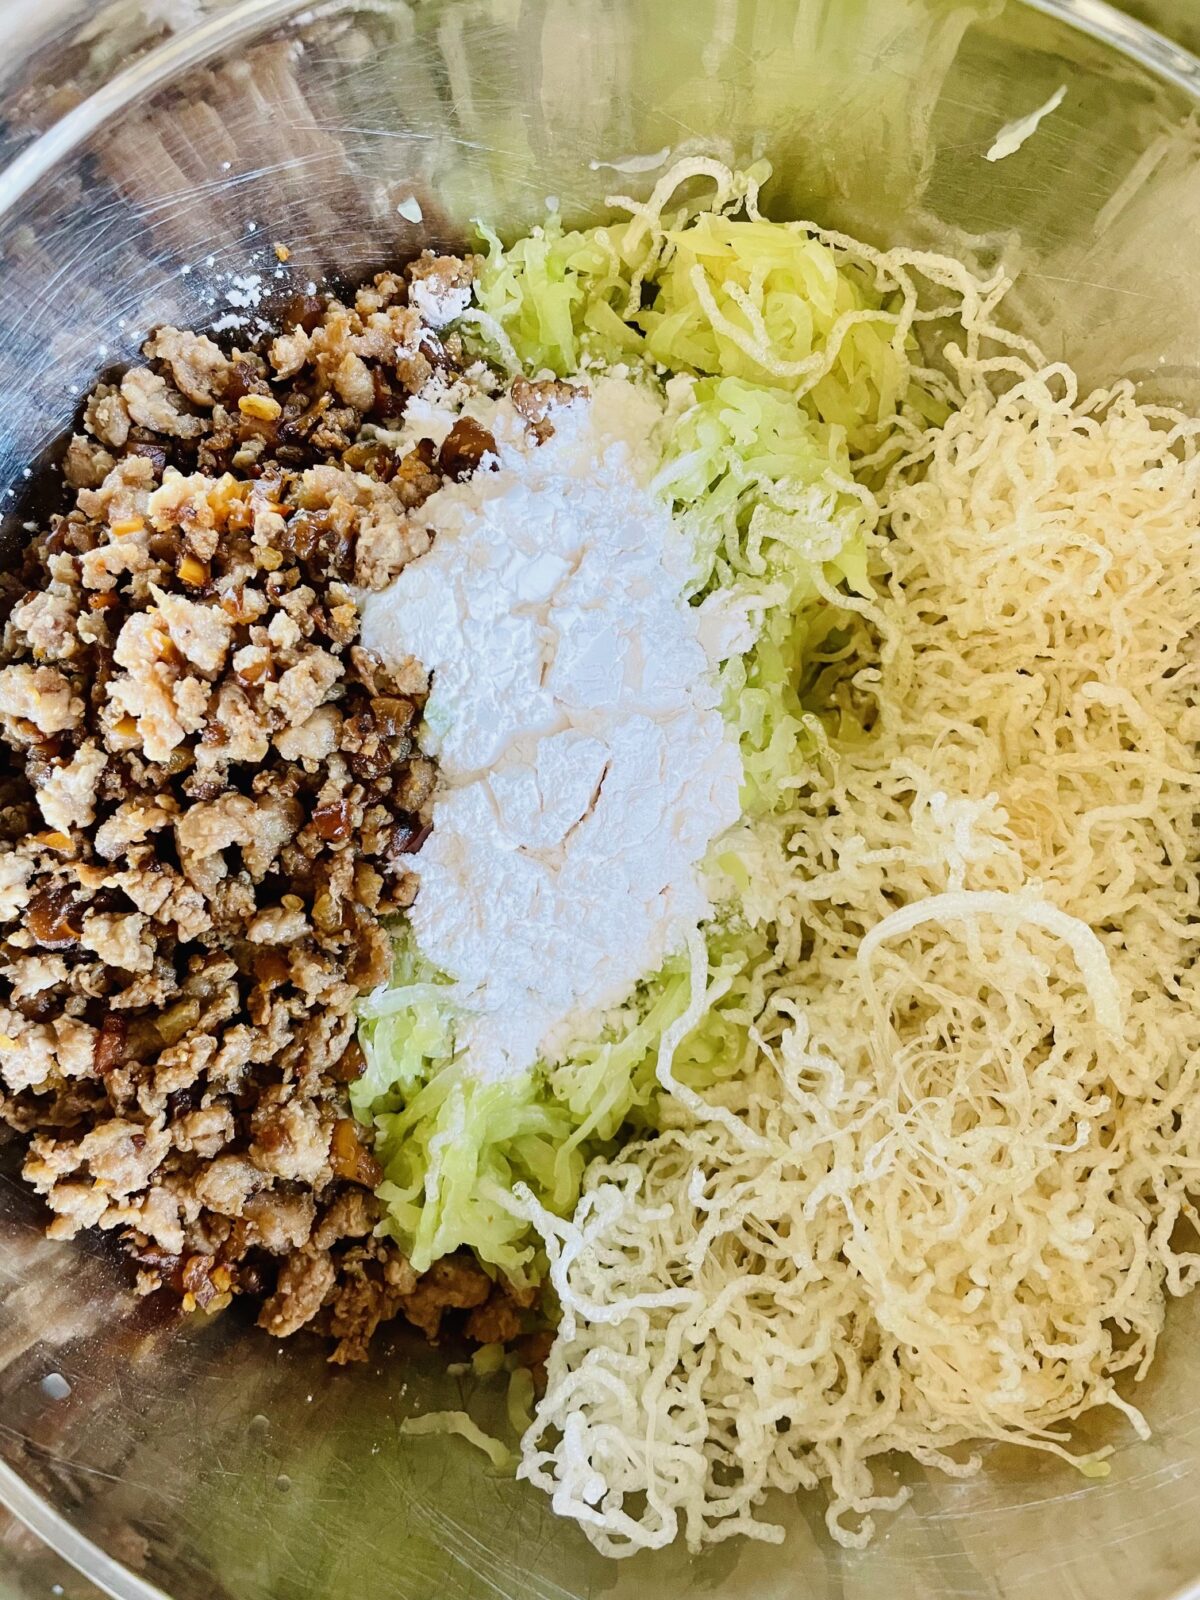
[{"left": 2, "top": 2, "right": 1199, "bottom": 1598}]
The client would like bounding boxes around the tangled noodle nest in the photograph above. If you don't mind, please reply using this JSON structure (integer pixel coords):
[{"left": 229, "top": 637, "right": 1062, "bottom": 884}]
[{"left": 506, "top": 234, "right": 1200, "bottom": 1551}]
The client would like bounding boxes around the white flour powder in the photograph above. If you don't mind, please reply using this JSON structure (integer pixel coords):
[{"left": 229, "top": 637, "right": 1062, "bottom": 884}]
[{"left": 360, "top": 378, "right": 742, "bottom": 1080}]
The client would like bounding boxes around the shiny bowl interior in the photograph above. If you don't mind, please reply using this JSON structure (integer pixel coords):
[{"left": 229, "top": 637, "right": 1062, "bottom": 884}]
[{"left": 4, "top": 2, "right": 1200, "bottom": 1597}]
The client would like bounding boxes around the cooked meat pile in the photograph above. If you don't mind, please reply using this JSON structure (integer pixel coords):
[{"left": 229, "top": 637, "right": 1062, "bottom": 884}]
[{"left": 0, "top": 255, "right": 532, "bottom": 1360}]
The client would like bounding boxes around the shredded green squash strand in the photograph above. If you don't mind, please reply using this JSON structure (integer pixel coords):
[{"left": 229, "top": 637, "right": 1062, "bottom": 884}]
[{"left": 473, "top": 203, "right": 916, "bottom": 454}]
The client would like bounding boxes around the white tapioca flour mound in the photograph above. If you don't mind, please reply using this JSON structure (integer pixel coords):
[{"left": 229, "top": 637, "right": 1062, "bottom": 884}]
[{"left": 359, "top": 376, "right": 743, "bottom": 1080}]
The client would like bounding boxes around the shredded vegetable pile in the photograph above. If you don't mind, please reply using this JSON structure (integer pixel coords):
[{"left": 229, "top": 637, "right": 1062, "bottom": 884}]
[
  {"left": 513, "top": 359, "right": 1200, "bottom": 1552},
  {"left": 358, "top": 156, "right": 1200, "bottom": 1555},
  {"left": 356, "top": 160, "right": 947, "bottom": 1277},
  {"left": 472, "top": 163, "right": 919, "bottom": 450}
]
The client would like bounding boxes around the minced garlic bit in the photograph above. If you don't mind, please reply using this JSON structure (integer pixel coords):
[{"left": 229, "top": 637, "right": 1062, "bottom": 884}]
[{"left": 237, "top": 392, "right": 282, "bottom": 421}]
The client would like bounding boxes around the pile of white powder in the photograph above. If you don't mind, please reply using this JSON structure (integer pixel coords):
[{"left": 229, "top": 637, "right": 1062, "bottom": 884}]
[{"left": 360, "top": 377, "right": 743, "bottom": 1080}]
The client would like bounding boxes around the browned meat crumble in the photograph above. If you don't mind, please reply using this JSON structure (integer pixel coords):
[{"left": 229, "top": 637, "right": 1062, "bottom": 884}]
[{"left": 0, "top": 254, "right": 533, "bottom": 1362}]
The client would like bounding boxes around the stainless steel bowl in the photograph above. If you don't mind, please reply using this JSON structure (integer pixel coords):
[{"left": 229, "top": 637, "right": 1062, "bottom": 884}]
[{"left": 4, "top": 3, "right": 1200, "bottom": 1597}]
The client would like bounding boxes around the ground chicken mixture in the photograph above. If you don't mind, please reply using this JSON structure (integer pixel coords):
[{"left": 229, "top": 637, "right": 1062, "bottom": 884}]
[{"left": 0, "top": 255, "right": 535, "bottom": 1362}]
